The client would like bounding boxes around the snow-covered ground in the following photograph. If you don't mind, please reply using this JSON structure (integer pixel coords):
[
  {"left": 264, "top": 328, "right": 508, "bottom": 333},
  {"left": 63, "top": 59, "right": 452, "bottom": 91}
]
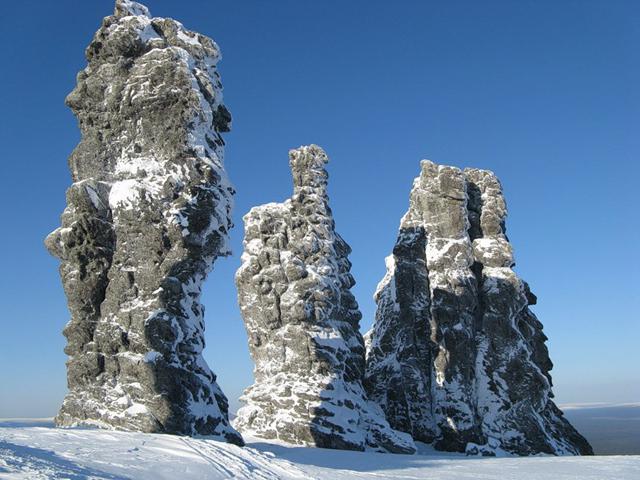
[{"left": 1, "top": 419, "right": 638, "bottom": 480}]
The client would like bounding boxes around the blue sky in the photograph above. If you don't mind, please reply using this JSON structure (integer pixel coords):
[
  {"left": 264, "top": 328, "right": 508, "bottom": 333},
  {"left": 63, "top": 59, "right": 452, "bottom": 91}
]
[{"left": 0, "top": 0, "right": 638, "bottom": 417}]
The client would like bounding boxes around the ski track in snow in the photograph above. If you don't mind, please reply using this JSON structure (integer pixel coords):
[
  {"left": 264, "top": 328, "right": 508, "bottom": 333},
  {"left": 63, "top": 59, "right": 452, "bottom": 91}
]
[{"left": 0, "top": 421, "right": 638, "bottom": 479}]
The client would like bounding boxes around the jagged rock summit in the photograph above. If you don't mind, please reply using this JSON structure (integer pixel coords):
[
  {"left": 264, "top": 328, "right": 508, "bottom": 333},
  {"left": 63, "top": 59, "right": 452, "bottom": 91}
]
[
  {"left": 365, "top": 160, "right": 592, "bottom": 455},
  {"left": 234, "top": 145, "right": 416, "bottom": 453},
  {"left": 45, "top": 0, "right": 242, "bottom": 444}
]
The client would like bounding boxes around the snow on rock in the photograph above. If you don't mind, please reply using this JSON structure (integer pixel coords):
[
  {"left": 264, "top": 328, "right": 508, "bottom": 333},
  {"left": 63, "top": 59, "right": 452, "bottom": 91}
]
[
  {"left": 1, "top": 422, "right": 638, "bottom": 480},
  {"left": 43, "top": 1, "right": 241, "bottom": 444},
  {"left": 233, "top": 145, "right": 415, "bottom": 454},
  {"left": 365, "top": 160, "right": 593, "bottom": 455},
  {"left": 365, "top": 161, "right": 479, "bottom": 450}
]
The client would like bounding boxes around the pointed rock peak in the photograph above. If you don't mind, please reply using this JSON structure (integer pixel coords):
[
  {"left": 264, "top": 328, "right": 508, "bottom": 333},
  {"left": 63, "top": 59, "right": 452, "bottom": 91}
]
[
  {"left": 234, "top": 146, "right": 416, "bottom": 454},
  {"left": 289, "top": 144, "right": 329, "bottom": 191},
  {"left": 420, "top": 159, "right": 436, "bottom": 169},
  {"left": 114, "top": 0, "right": 151, "bottom": 18}
]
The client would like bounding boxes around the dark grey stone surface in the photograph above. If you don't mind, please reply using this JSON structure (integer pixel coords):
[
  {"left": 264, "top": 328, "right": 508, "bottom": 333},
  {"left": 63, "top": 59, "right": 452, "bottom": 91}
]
[
  {"left": 365, "top": 160, "right": 592, "bottom": 455},
  {"left": 233, "top": 145, "right": 415, "bottom": 453},
  {"left": 45, "top": 0, "right": 242, "bottom": 444}
]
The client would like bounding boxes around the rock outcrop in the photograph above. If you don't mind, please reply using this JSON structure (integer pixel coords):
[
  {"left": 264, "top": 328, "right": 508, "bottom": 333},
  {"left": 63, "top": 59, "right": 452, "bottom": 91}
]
[
  {"left": 234, "top": 145, "right": 415, "bottom": 453},
  {"left": 45, "top": 0, "right": 242, "bottom": 444},
  {"left": 365, "top": 160, "right": 592, "bottom": 455}
]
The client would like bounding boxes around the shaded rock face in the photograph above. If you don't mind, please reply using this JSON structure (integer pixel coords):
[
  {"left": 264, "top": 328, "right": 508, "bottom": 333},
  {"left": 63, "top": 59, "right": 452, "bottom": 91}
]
[
  {"left": 234, "top": 145, "right": 415, "bottom": 454},
  {"left": 45, "top": 0, "right": 242, "bottom": 444},
  {"left": 365, "top": 160, "right": 592, "bottom": 455}
]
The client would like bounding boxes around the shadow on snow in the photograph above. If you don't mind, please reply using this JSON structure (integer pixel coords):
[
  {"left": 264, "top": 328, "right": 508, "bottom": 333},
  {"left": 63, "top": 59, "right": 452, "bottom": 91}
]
[{"left": 0, "top": 440, "right": 130, "bottom": 480}]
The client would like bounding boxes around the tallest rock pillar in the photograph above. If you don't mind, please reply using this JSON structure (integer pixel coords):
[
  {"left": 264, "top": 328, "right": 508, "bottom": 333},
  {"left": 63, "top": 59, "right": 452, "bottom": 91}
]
[{"left": 45, "top": 0, "right": 242, "bottom": 444}]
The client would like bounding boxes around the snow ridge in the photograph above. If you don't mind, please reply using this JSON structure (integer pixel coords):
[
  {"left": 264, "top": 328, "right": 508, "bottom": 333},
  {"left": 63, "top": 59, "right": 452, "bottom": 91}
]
[{"left": 4, "top": 422, "right": 640, "bottom": 480}]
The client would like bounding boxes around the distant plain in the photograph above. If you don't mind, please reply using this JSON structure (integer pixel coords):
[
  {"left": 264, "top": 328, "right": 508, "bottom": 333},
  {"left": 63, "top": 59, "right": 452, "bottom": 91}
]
[{"left": 563, "top": 404, "right": 640, "bottom": 455}]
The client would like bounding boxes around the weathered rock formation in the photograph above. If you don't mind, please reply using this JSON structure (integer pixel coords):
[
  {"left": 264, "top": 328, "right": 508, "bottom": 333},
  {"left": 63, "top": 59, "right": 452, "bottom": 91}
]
[
  {"left": 45, "top": 0, "right": 242, "bottom": 444},
  {"left": 234, "top": 145, "right": 415, "bottom": 453},
  {"left": 365, "top": 160, "right": 592, "bottom": 455}
]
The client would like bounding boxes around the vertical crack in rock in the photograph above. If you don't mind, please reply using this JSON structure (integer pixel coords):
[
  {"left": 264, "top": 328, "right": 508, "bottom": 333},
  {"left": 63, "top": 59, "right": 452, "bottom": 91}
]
[
  {"left": 234, "top": 145, "right": 416, "bottom": 453},
  {"left": 366, "top": 162, "right": 481, "bottom": 451},
  {"left": 365, "top": 160, "right": 592, "bottom": 455},
  {"left": 464, "top": 167, "right": 592, "bottom": 455},
  {"left": 44, "top": 0, "right": 242, "bottom": 444}
]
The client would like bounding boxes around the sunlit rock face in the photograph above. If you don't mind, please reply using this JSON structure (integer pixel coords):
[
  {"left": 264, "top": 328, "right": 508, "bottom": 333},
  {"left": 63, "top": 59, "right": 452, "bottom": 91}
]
[
  {"left": 234, "top": 145, "right": 415, "bottom": 454},
  {"left": 45, "top": 0, "right": 242, "bottom": 444},
  {"left": 365, "top": 160, "right": 592, "bottom": 456}
]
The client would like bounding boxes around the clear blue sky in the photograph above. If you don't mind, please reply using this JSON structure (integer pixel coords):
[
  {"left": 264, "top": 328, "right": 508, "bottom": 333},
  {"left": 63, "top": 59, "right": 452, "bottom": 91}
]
[{"left": 0, "top": 0, "right": 637, "bottom": 417}]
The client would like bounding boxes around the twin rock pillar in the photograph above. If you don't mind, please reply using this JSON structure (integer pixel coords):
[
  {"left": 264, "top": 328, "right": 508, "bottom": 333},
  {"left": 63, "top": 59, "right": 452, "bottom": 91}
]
[{"left": 365, "top": 160, "right": 593, "bottom": 455}]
